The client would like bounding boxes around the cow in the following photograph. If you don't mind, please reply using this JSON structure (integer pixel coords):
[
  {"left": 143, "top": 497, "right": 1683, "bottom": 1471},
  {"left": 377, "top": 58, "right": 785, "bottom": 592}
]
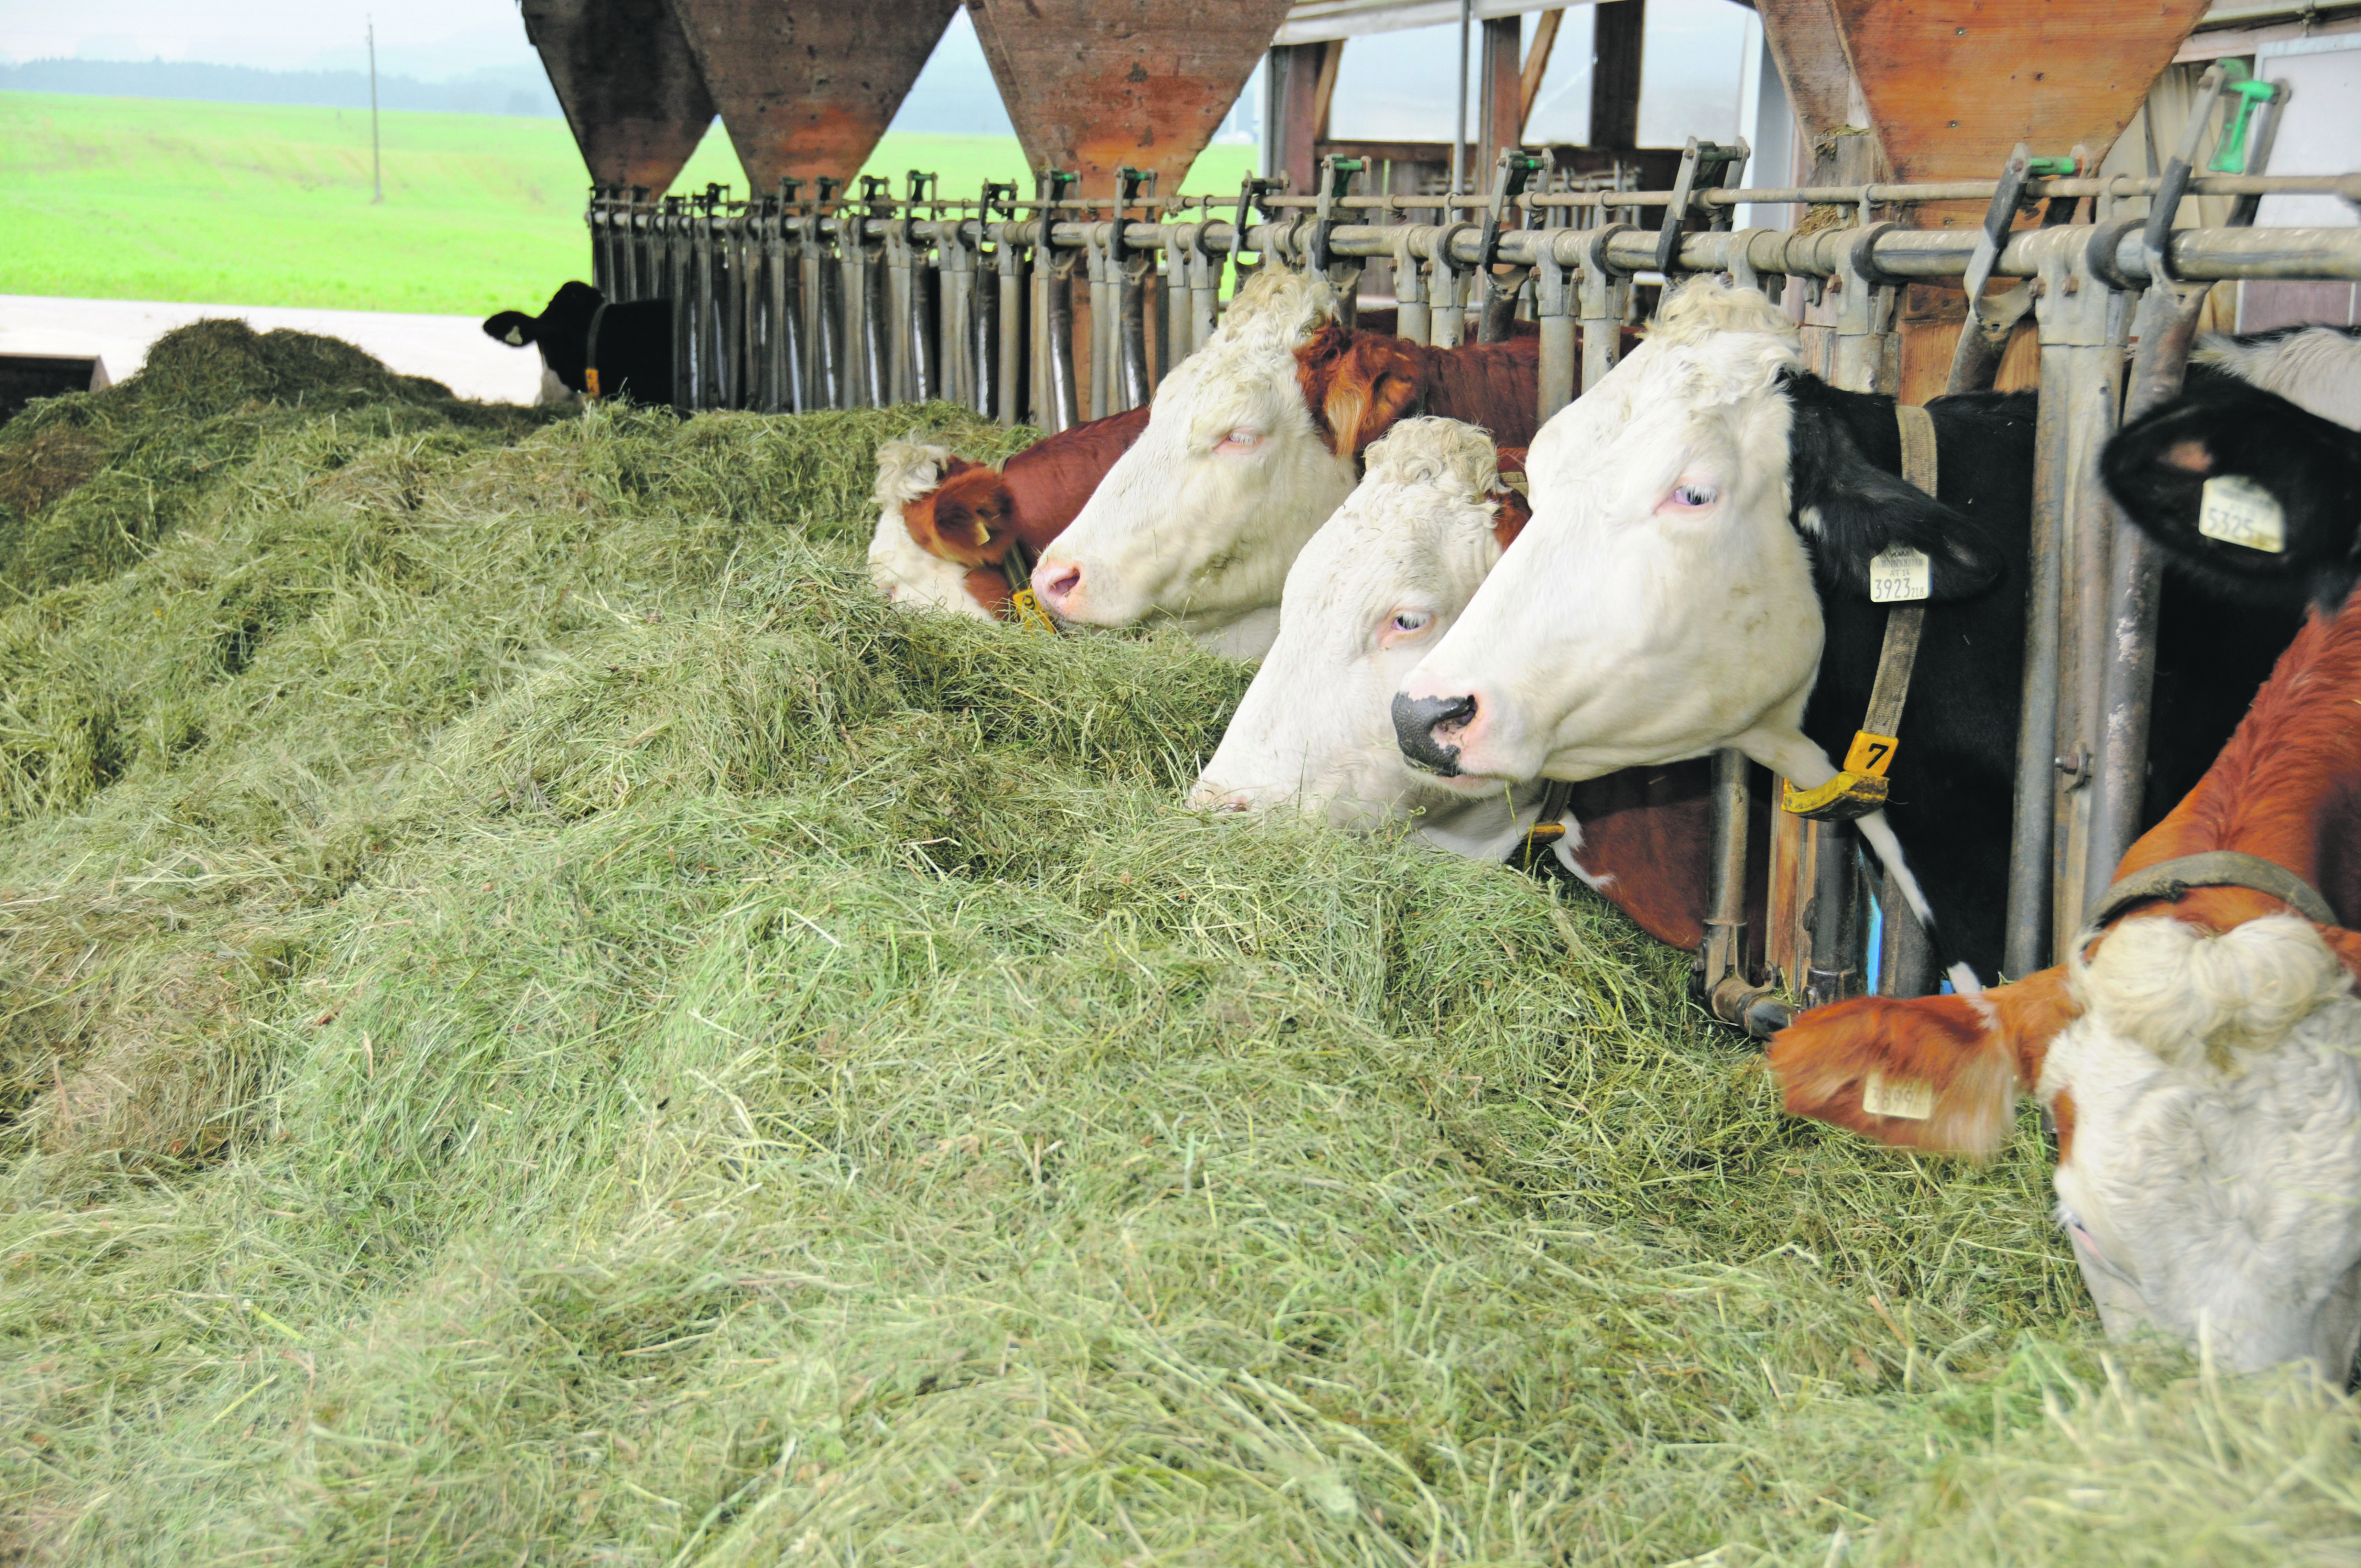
[
  {"left": 482, "top": 281, "right": 674, "bottom": 409},
  {"left": 1188, "top": 416, "right": 1751, "bottom": 952},
  {"left": 1767, "top": 377, "right": 2361, "bottom": 1378},
  {"left": 1027, "top": 268, "right": 1551, "bottom": 659},
  {"left": 867, "top": 407, "right": 1152, "bottom": 620},
  {"left": 1390, "top": 277, "right": 2330, "bottom": 983}
]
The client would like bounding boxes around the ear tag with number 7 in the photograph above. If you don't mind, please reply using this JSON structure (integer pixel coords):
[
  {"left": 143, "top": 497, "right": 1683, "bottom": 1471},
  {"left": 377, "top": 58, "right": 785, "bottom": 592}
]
[
  {"left": 1869, "top": 546, "right": 1931, "bottom": 603},
  {"left": 2197, "top": 474, "right": 2284, "bottom": 553}
]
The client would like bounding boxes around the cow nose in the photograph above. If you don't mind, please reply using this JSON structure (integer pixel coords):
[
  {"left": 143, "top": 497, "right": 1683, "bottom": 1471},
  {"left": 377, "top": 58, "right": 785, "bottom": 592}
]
[
  {"left": 1035, "top": 560, "right": 1083, "bottom": 613},
  {"left": 1392, "top": 691, "right": 1477, "bottom": 776},
  {"left": 1185, "top": 780, "right": 1256, "bottom": 813}
]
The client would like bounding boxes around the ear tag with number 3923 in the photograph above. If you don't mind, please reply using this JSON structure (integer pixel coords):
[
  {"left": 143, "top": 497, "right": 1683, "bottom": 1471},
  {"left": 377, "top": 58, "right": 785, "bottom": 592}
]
[
  {"left": 2197, "top": 473, "right": 2284, "bottom": 553},
  {"left": 1869, "top": 546, "right": 1931, "bottom": 604}
]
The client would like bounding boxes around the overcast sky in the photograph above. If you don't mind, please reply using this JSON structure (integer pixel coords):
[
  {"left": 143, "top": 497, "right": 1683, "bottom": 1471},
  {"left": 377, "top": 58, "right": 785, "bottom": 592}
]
[{"left": 0, "top": 0, "right": 539, "bottom": 78}]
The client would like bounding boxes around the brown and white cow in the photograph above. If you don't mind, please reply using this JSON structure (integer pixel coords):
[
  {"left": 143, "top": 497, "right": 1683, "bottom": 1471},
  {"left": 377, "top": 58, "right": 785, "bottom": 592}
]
[
  {"left": 1188, "top": 416, "right": 1749, "bottom": 951},
  {"left": 868, "top": 406, "right": 1152, "bottom": 619},
  {"left": 1770, "top": 391, "right": 2361, "bottom": 1379},
  {"left": 1029, "top": 268, "right": 1548, "bottom": 658}
]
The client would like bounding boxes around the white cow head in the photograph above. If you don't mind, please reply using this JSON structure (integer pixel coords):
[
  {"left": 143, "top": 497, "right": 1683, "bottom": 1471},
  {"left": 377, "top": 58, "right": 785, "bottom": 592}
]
[
  {"left": 1391, "top": 278, "right": 2003, "bottom": 791},
  {"left": 2043, "top": 913, "right": 2361, "bottom": 1379},
  {"left": 1188, "top": 418, "right": 1563, "bottom": 858},
  {"left": 867, "top": 439, "right": 994, "bottom": 620},
  {"left": 1030, "top": 269, "right": 1369, "bottom": 659}
]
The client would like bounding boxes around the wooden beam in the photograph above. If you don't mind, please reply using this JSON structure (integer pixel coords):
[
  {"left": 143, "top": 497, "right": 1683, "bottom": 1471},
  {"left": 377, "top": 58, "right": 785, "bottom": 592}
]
[
  {"left": 1520, "top": 10, "right": 1564, "bottom": 134},
  {"left": 1590, "top": 0, "right": 1644, "bottom": 152},
  {"left": 1311, "top": 39, "right": 1343, "bottom": 143},
  {"left": 1754, "top": 0, "right": 1858, "bottom": 143},
  {"left": 1479, "top": 15, "right": 1523, "bottom": 166}
]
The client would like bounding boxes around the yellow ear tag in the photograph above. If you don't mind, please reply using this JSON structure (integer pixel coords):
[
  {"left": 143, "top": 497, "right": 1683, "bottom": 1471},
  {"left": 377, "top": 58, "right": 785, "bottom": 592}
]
[
  {"left": 2198, "top": 474, "right": 2284, "bottom": 553},
  {"left": 1008, "top": 586, "right": 1059, "bottom": 634},
  {"left": 584, "top": 367, "right": 602, "bottom": 399}
]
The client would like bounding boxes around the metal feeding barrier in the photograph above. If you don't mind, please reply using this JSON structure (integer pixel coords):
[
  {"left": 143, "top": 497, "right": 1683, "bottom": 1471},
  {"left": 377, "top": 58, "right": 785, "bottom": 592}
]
[{"left": 585, "top": 64, "right": 2361, "bottom": 1029}]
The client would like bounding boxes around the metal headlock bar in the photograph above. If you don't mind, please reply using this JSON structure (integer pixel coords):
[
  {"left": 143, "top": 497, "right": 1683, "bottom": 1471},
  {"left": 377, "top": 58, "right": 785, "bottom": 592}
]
[{"left": 586, "top": 138, "right": 2361, "bottom": 1026}]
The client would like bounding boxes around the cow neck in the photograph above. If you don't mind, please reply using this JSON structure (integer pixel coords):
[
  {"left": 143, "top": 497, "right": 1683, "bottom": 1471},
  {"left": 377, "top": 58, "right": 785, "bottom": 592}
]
[
  {"left": 2099, "top": 583, "right": 2361, "bottom": 960},
  {"left": 1419, "top": 335, "right": 1543, "bottom": 449},
  {"left": 1783, "top": 402, "right": 1938, "bottom": 825},
  {"left": 997, "top": 405, "right": 1152, "bottom": 553}
]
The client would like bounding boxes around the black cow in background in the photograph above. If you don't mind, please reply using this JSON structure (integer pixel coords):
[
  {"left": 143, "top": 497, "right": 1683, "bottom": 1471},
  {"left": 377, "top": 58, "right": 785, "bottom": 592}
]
[{"left": 482, "top": 281, "right": 674, "bottom": 409}]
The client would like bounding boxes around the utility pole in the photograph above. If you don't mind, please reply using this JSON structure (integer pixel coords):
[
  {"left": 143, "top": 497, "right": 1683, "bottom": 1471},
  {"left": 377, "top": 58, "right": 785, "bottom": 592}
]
[{"left": 368, "top": 18, "right": 384, "bottom": 205}]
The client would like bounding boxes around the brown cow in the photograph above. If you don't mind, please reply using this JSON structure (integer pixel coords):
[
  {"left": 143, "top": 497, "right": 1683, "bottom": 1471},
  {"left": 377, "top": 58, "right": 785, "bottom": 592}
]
[{"left": 868, "top": 407, "right": 1151, "bottom": 619}]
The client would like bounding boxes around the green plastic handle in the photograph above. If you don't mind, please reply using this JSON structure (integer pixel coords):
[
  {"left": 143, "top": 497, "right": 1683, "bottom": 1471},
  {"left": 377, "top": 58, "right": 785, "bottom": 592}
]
[
  {"left": 2026, "top": 156, "right": 2076, "bottom": 177},
  {"left": 2210, "top": 64, "right": 2277, "bottom": 175}
]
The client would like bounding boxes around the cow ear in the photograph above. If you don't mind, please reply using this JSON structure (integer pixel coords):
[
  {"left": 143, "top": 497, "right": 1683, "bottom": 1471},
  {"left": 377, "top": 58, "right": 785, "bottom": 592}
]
[
  {"left": 1767, "top": 993, "right": 2021, "bottom": 1157},
  {"left": 918, "top": 464, "right": 1013, "bottom": 567},
  {"left": 2104, "top": 381, "right": 2361, "bottom": 617},
  {"left": 1789, "top": 400, "right": 2006, "bottom": 603},
  {"left": 1490, "top": 448, "right": 1532, "bottom": 549},
  {"left": 1324, "top": 336, "right": 1428, "bottom": 458},
  {"left": 483, "top": 311, "right": 535, "bottom": 347}
]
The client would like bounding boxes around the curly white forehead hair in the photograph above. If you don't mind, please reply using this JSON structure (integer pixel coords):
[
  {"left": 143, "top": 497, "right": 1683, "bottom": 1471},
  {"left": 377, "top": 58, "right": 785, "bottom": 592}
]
[
  {"left": 1647, "top": 274, "right": 1799, "bottom": 347},
  {"left": 1183, "top": 267, "right": 1337, "bottom": 368},
  {"left": 1359, "top": 416, "right": 1500, "bottom": 499}
]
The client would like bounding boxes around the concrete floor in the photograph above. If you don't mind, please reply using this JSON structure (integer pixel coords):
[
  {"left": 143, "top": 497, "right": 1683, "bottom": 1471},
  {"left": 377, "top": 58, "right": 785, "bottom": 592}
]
[{"left": 0, "top": 295, "right": 546, "bottom": 405}]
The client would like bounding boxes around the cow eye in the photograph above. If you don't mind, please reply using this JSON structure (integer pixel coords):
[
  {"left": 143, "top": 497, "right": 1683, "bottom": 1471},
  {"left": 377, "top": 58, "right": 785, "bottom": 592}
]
[
  {"left": 1667, "top": 482, "right": 1718, "bottom": 509},
  {"left": 1390, "top": 610, "right": 1432, "bottom": 633},
  {"left": 1215, "top": 428, "right": 1263, "bottom": 455}
]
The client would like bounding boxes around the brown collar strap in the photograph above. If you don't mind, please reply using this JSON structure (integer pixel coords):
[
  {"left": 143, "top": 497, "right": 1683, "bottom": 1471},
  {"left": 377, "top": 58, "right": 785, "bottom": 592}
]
[
  {"left": 1783, "top": 403, "right": 1936, "bottom": 823},
  {"left": 2086, "top": 850, "right": 2338, "bottom": 932}
]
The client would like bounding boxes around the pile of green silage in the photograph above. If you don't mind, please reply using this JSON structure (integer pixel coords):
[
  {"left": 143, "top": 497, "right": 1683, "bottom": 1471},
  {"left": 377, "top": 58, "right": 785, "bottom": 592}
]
[{"left": 0, "top": 325, "right": 2354, "bottom": 1566}]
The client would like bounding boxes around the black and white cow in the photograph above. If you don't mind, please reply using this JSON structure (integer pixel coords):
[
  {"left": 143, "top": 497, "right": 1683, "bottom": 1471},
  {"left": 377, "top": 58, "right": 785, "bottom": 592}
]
[
  {"left": 482, "top": 281, "right": 675, "bottom": 409},
  {"left": 1392, "top": 280, "right": 2338, "bottom": 982}
]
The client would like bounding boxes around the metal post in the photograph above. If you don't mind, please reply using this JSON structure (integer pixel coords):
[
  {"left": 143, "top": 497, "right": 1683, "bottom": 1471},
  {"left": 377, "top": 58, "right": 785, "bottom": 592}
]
[
  {"left": 1452, "top": 0, "right": 1472, "bottom": 198},
  {"left": 1576, "top": 225, "right": 1630, "bottom": 392},
  {"left": 995, "top": 203, "right": 1027, "bottom": 426},
  {"left": 2027, "top": 222, "right": 2133, "bottom": 954},
  {"left": 1429, "top": 224, "right": 1469, "bottom": 348},
  {"left": 1394, "top": 228, "right": 1430, "bottom": 344},
  {"left": 940, "top": 216, "right": 975, "bottom": 410},
  {"left": 665, "top": 196, "right": 692, "bottom": 407},
  {"left": 1534, "top": 241, "right": 1575, "bottom": 422}
]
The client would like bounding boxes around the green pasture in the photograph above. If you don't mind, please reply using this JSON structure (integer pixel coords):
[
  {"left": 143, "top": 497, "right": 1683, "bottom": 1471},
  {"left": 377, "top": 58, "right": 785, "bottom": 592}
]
[
  {"left": 0, "top": 329, "right": 2355, "bottom": 1564},
  {"left": 0, "top": 92, "right": 1259, "bottom": 316}
]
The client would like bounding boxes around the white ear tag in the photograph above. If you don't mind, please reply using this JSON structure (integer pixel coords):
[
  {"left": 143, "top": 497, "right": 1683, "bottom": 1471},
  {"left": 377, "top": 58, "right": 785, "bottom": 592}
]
[
  {"left": 1869, "top": 546, "right": 1931, "bottom": 603},
  {"left": 1863, "top": 1071, "right": 1934, "bottom": 1121},
  {"left": 2197, "top": 473, "right": 2284, "bottom": 553},
  {"left": 505, "top": 326, "right": 526, "bottom": 346}
]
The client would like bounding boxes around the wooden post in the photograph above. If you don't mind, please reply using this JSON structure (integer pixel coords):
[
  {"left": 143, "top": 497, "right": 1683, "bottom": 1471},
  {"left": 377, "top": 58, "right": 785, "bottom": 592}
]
[
  {"left": 1479, "top": 17, "right": 1524, "bottom": 167},
  {"left": 1590, "top": 0, "right": 1645, "bottom": 151},
  {"left": 1268, "top": 42, "right": 1328, "bottom": 194}
]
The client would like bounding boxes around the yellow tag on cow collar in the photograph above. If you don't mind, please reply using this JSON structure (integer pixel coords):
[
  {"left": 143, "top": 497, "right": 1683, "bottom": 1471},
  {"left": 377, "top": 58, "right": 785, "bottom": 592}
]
[{"left": 584, "top": 366, "right": 602, "bottom": 399}]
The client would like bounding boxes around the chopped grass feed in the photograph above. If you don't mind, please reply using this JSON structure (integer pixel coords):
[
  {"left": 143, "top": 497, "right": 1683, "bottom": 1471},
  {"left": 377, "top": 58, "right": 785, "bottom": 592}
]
[{"left": 1, "top": 326, "right": 2355, "bottom": 1566}]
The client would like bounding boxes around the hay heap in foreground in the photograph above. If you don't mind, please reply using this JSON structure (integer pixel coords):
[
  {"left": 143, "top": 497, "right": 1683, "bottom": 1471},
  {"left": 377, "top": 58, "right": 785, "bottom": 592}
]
[{"left": 0, "top": 324, "right": 2354, "bottom": 1565}]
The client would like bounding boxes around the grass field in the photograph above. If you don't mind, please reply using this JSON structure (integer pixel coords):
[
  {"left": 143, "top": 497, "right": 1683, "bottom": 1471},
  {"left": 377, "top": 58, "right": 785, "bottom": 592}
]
[
  {"left": 0, "top": 322, "right": 2357, "bottom": 1564},
  {"left": 0, "top": 92, "right": 1260, "bottom": 317}
]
